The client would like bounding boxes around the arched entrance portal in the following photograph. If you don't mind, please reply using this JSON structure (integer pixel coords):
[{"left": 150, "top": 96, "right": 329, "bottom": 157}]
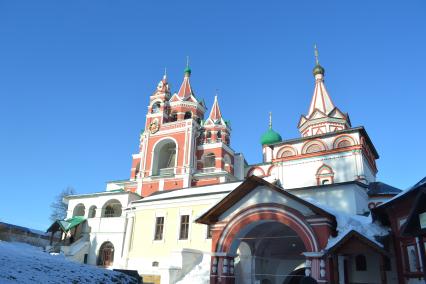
[
  {"left": 98, "top": 241, "right": 114, "bottom": 267},
  {"left": 210, "top": 204, "right": 322, "bottom": 284},
  {"left": 233, "top": 221, "right": 307, "bottom": 284}
]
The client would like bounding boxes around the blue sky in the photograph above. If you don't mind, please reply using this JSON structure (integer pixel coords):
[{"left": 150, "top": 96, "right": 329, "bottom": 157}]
[{"left": 0, "top": 1, "right": 425, "bottom": 230}]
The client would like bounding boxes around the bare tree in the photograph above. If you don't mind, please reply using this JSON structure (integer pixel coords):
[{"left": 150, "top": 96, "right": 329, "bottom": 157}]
[{"left": 50, "top": 187, "right": 76, "bottom": 222}]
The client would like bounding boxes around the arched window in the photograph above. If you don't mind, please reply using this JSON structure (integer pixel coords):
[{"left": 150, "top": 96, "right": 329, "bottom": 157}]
[
  {"left": 316, "top": 164, "right": 334, "bottom": 185},
  {"left": 355, "top": 254, "right": 367, "bottom": 271},
  {"left": 217, "top": 131, "right": 222, "bottom": 140},
  {"left": 184, "top": 111, "right": 192, "bottom": 119},
  {"left": 73, "top": 203, "right": 85, "bottom": 217},
  {"left": 224, "top": 154, "right": 232, "bottom": 172},
  {"left": 277, "top": 146, "right": 297, "bottom": 158},
  {"left": 170, "top": 112, "right": 178, "bottom": 122},
  {"left": 306, "top": 144, "right": 322, "bottom": 154},
  {"left": 98, "top": 242, "right": 114, "bottom": 266},
  {"left": 102, "top": 200, "right": 122, "bottom": 218},
  {"left": 337, "top": 140, "right": 352, "bottom": 148},
  {"left": 151, "top": 102, "right": 161, "bottom": 114},
  {"left": 88, "top": 206, "right": 97, "bottom": 218},
  {"left": 206, "top": 131, "right": 212, "bottom": 143},
  {"left": 204, "top": 153, "right": 216, "bottom": 168},
  {"left": 152, "top": 139, "right": 177, "bottom": 176}
]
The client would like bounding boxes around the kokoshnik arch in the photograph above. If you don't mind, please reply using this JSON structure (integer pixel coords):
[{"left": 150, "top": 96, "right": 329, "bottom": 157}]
[{"left": 47, "top": 49, "right": 424, "bottom": 284}]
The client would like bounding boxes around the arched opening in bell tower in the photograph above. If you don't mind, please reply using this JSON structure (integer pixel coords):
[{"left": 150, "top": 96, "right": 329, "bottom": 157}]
[{"left": 152, "top": 139, "right": 177, "bottom": 176}]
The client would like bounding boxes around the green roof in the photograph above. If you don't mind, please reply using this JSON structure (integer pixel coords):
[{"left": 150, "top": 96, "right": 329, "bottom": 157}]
[
  {"left": 58, "top": 216, "right": 86, "bottom": 232},
  {"left": 260, "top": 128, "right": 282, "bottom": 145}
]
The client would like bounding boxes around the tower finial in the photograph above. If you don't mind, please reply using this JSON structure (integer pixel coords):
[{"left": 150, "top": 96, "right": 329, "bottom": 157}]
[
  {"left": 163, "top": 67, "right": 167, "bottom": 79},
  {"left": 314, "top": 44, "right": 319, "bottom": 65},
  {"left": 184, "top": 56, "right": 192, "bottom": 76},
  {"left": 269, "top": 112, "right": 272, "bottom": 129}
]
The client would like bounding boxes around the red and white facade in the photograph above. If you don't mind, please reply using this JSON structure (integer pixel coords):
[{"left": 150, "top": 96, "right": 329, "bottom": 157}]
[{"left": 60, "top": 57, "right": 418, "bottom": 284}]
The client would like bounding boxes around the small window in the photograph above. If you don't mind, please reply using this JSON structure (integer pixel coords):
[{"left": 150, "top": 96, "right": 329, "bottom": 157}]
[
  {"left": 322, "top": 179, "right": 330, "bottom": 185},
  {"left": 102, "top": 200, "right": 122, "bottom": 218},
  {"left": 152, "top": 102, "right": 161, "bottom": 113},
  {"left": 217, "top": 131, "right": 222, "bottom": 139},
  {"left": 73, "top": 204, "right": 85, "bottom": 217},
  {"left": 184, "top": 111, "right": 192, "bottom": 119},
  {"left": 206, "top": 224, "right": 212, "bottom": 239},
  {"left": 152, "top": 261, "right": 159, "bottom": 267},
  {"left": 355, "top": 254, "right": 367, "bottom": 271},
  {"left": 204, "top": 153, "right": 216, "bottom": 168},
  {"left": 170, "top": 112, "right": 177, "bottom": 122},
  {"left": 179, "top": 215, "right": 190, "bottom": 240},
  {"left": 383, "top": 256, "right": 392, "bottom": 271},
  {"left": 88, "top": 206, "right": 97, "bottom": 218},
  {"left": 154, "top": 217, "right": 164, "bottom": 240}
]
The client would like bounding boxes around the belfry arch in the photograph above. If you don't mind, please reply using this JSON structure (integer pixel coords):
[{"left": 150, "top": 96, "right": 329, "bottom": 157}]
[{"left": 151, "top": 138, "right": 177, "bottom": 176}]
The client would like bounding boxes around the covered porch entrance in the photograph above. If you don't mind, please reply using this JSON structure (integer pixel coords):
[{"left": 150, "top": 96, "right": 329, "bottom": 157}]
[{"left": 196, "top": 176, "right": 336, "bottom": 284}]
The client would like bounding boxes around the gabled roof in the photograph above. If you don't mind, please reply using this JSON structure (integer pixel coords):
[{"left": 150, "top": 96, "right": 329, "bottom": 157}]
[
  {"left": 325, "top": 230, "right": 388, "bottom": 256},
  {"left": 195, "top": 175, "right": 336, "bottom": 225},
  {"left": 367, "top": 182, "right": 401, "bottom": 196},
  {"left": 47, "top": 216, "right": 86, "bottom": 233},
  {"left": 401, "top": 188, "right": 426, "bottom": 236},
  {"left": 372, "top": 176, "right": 426, "bottom": 225}
]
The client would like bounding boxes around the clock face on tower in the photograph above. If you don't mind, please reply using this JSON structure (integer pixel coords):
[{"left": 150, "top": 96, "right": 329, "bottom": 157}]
[{"left": 149, "top": 119, "right": 159, "bottom": 134}]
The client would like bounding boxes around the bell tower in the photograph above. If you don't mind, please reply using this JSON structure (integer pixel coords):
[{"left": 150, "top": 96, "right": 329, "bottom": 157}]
[{"left": 129, "top": 64, "right": 244, "bottom": 197}]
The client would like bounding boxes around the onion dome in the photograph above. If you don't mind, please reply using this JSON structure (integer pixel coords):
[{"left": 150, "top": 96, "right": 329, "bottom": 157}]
[
  {"left": 184, "top": 66, "right": 191, "bottom": 76},
  {"left": 260, "top": 112, "right": 282, "bottom": 145},
  {"left": 184, "top": 56, "right": 191, "bottom": 77},
  {"left": 260, "top": 128, "right": 282, "bottom": 145},
  {"left": 313, "top": 64, "right": 325, "bottom": 76}
]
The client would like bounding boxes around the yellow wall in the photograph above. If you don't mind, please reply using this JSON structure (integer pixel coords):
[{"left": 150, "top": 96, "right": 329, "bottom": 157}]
[{"left": 129, "top": 203, "right": 212, "bottom": 259}]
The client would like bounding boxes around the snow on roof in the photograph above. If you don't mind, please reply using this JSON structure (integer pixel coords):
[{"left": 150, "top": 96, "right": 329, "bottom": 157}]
[
  {"left": 375, "top": 176, "right": 426, "bottom": 208},
  {"left": 0, "top": 241, "right": 137, "bottom": 283},
  {"left": 300, "top": 197, "right": 389, "bottom": 249},
  {"left": 133, "top": 181, "right": 241, "bottom": 204}
]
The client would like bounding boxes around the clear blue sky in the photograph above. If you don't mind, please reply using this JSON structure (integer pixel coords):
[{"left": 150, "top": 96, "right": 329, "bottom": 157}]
[{"left": 1, "top": 1, "right": 425, "bottom": 230}]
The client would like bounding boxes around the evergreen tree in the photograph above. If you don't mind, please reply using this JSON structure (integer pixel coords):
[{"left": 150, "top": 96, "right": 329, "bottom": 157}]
[{"left": 50, "top": 187, "right": 76, "bottom": 222}]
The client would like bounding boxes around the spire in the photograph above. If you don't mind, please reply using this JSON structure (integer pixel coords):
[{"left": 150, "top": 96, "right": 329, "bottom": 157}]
[
  {"left": 298, "top": 46, "right": 351, "bottom": 137},
  {"left": 208, "top": 95, "right": 223, "bottom": 122},
  {"left": 177, "top": 58, "right": 194, "bottom": 99},
  {"left": 155, "top": 69, "right": 170, "bottom": 94},
  {"left": 307, "top": 45, "right": 334, "bottom": 116},
  {"left": 269, "top": 112, "right": 272, "bottom": 129}
]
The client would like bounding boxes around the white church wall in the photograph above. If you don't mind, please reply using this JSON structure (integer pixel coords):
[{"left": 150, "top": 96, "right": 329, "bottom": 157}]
[
  {"left": 276, "top": 152, "right": 358, "bottom": 189},
  {"left": 293, "top": 183, "right": 369, "bottom": 214}
]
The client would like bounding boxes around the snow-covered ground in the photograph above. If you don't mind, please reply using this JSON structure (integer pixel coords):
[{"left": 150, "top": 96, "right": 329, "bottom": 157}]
[{"left": 0, "top": 241, "right": 138, "bottom": 284}]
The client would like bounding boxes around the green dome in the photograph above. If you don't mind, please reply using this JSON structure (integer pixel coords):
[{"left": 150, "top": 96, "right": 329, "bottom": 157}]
[
  {"left": 260, "top": 128, "right": 282, "bottom": 145},
  {"left": 313, "top": 64, "right": 325, "bottom": 76}
]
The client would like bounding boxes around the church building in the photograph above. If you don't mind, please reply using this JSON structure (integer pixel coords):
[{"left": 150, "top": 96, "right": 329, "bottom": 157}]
[{"left": 48, "top": 50, "right": 425, "bottom": 284}]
